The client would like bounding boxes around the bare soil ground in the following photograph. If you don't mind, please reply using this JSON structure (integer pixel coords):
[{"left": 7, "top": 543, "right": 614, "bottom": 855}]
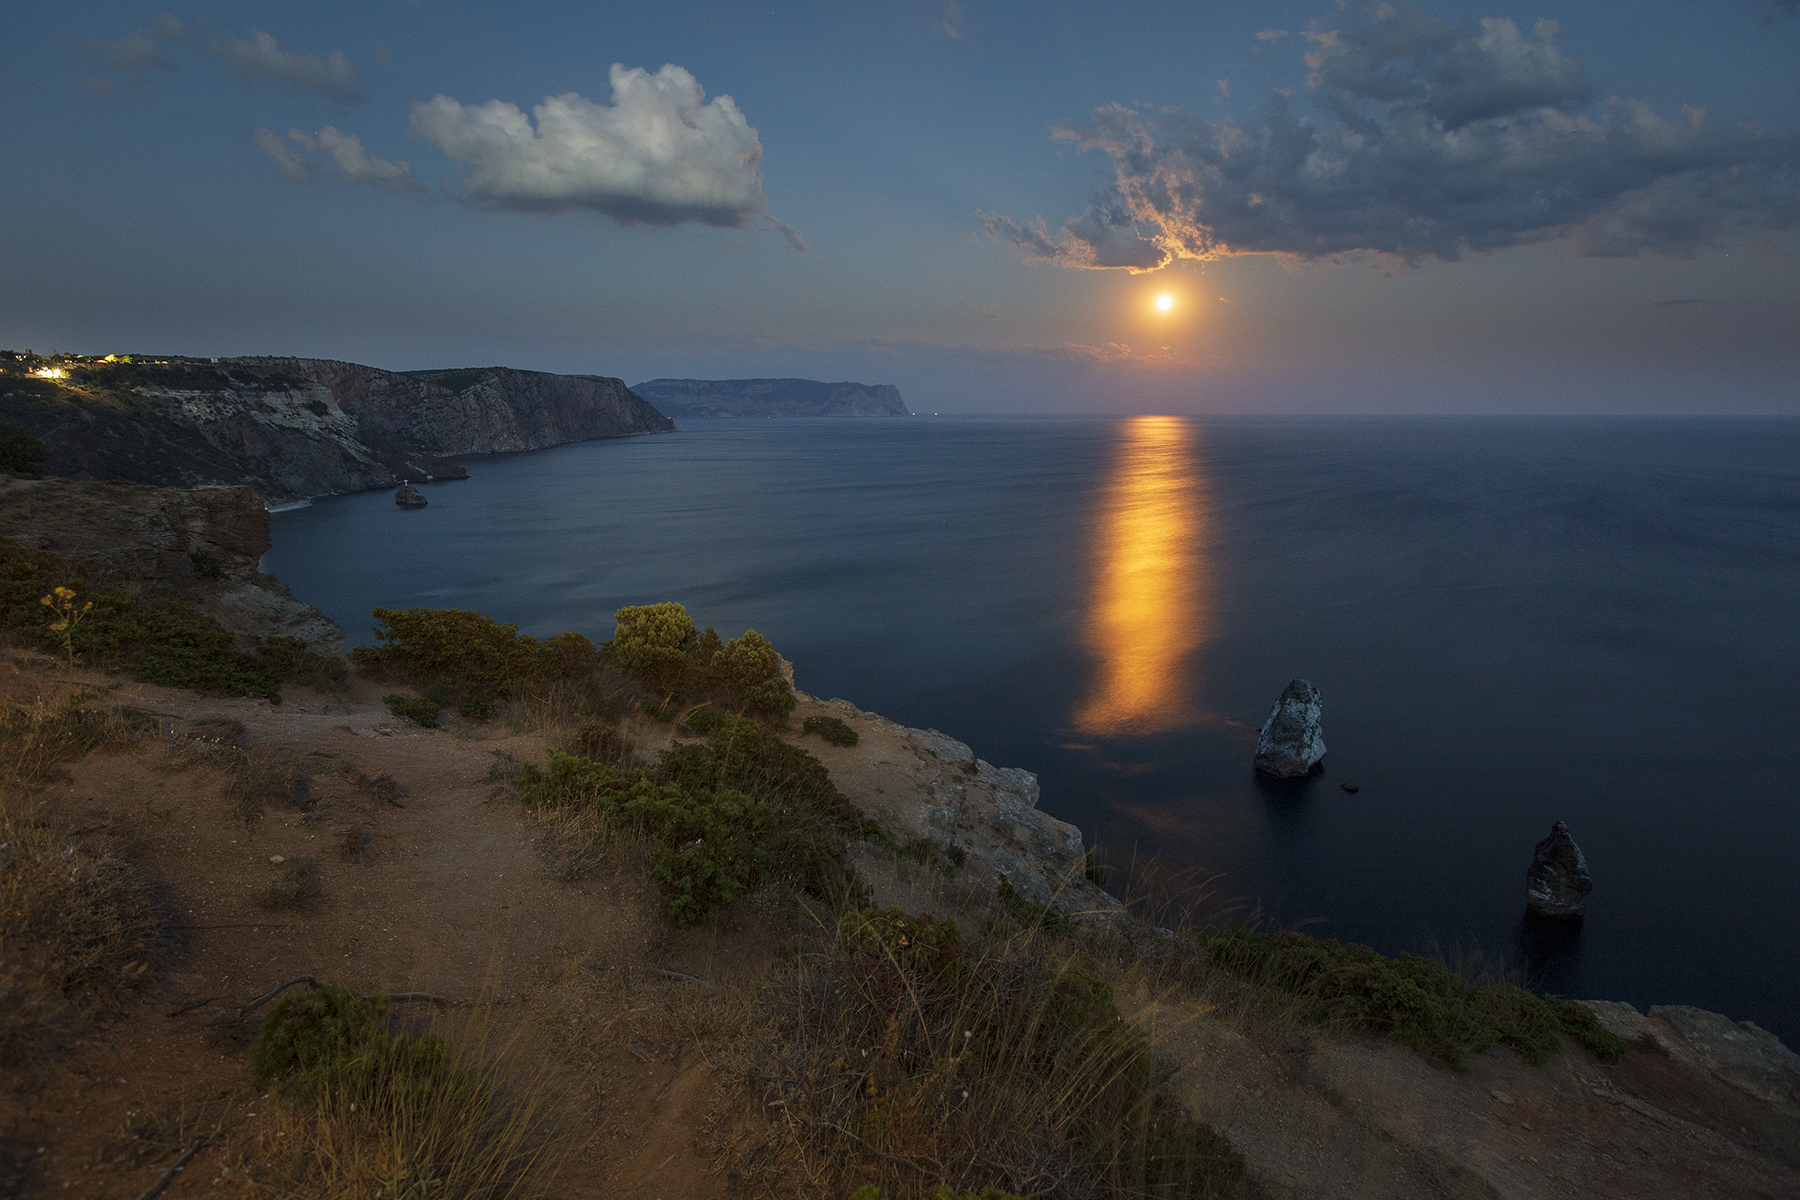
[{"left": 3, "top": 656, "right": 1797, "bottom": 1199}]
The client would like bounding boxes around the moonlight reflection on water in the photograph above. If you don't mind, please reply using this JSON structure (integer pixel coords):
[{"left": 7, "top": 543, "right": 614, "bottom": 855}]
[{"left": 1074, "top": 415, "right": 1210, "bottom": 737}]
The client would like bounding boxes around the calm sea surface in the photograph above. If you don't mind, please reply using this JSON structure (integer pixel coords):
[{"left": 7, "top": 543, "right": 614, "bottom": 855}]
[{"left": 266, "top": 416, "right": 1800, "bottom": 1045}]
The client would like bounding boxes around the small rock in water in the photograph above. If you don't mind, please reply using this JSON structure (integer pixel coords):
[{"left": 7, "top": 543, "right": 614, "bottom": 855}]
[
  {"left": 395, "top": 483, "right": 427, "bottom": 509},
  {"left": 1526, "top": 821, "right": 1593, "bottom": 918},
  {"left": 1338, "top": 780, "right": 1360, "bottom": 793},
  {"left": 1254, "top": 679, "right": 1326, "bottom": 778}
]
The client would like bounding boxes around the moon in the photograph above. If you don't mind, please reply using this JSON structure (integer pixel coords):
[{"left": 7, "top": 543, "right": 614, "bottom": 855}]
[{"left": 1156, "top": 294, "right": 1174, "bottom": 311}]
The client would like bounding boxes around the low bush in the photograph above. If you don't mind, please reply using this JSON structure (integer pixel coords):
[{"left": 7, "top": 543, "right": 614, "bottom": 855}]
[
  {"left": 0, "top": 420, "right": 46, "bottom": 477},
  {"left": 804, "top": 714, "right": 859, "bottom": 746},
  {"left": 382, "top": 693, "right": 441, "bottom": 728},
  {"left": 351, "top": 606, "right": 599, "bottom": 712},
  {"left": 0, "top": 543, "right": 325, "bottom": 702},
  {"left": 1202, "top": 927, "right": 1626, "bottom": 1068},
  {"left": 608, "top": 601, "right": 796, "bottom": 720},
  {"left": 515, "top": 711, "right": 871, "bottom": 927}
]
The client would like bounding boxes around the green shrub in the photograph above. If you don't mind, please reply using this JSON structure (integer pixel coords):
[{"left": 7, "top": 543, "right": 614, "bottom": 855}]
[
  {"left": 0, "top": 544, "right": 307, "bottom": 702},
  {"left": 251, "top": 985, "right": 476, "bottom": 1115},
  {"left": 1204, "top": 927, "right": 1626, "bottom": 1069},
  {"left": 804, "top": 714, "right": 859, "bottom": 746},
  {"left": 607, "top": 601, "right": 796, "bottom": 720},
  {"left": 352, "top": 606, "right": 596, "bottom": 708},
  {"left": 382, "top": 694, "right": 441, "bottom": 728},
  {"left": 0, "top": 421, "right": 46, "bottom": 477},
  {"left": 515, "top": 710, "right": 871, "bottom": 927}
]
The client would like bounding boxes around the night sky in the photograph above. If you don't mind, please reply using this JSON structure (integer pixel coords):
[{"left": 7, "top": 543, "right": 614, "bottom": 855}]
[{"left": 5, "top": 1, "right": 1797, "bottom": 413}]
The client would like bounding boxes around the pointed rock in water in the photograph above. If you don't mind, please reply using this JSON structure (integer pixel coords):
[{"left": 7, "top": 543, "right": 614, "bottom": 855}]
[
  {"left": 1526, "top": 821, "right": 1593, "bottom": 918},
  {"left": 1254, "top": 679, "right": 1326, "bottom": 778},
  {"left": 395, "top": 483, "right": 427, "bottom": 509}
]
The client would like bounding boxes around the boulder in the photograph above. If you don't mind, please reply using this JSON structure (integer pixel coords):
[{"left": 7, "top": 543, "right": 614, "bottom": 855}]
[
  {"left": 1525, "top": 821, "right": 1593, "bottom": 918},
  {"left": 1254, "top": 679, "right": 1326, "bottom": 778},
  {"left": 395, "top": 483, "right": 427, "bottom": 509}
]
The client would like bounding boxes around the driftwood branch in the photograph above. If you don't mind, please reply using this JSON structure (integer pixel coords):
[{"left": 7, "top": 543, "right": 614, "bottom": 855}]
[
  {"left": 238, "top": 976, "right": 455, "bottom": 1017},
  {"left": 164, "top": 996, "right": 221, "bottom": 1018},
  {"left": 238, "top": 974, "right": 319, "bottom": 1016},
  {"left": 133, "top": 1136, "right": 204, "bottom": 1200},
  {"left": 655, "top": 969, "right": 711, "bottom": 986}
]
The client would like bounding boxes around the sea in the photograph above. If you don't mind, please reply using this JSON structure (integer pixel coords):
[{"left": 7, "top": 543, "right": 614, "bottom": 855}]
[{"left": 264, "top": 415, "right": 1800, "bottom": 1046}]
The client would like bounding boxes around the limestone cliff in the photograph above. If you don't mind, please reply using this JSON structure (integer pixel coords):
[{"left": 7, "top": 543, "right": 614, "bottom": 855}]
[
  {"left": 0, "top": 357, "right": 674, "bottom": 504},
  {"left": 631, "top": 377, "right": 909, "bottom": 418}
]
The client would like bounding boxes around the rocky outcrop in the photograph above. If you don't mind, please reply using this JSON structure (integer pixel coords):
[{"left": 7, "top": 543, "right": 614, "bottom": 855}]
[
  {"left": 1584, "top": 1001, "right": 1800, "bottom": 1119},
  {"left": 0, "top": 477, "right": 342, "bottom": 652},
  {"left": 781, "top": 693, "right": 1121, "bottom": 922},
  {"left": 632, "top": 377, "right": 909, "bottom": 418},
  {"left": 1525, "top": 821, "right": 1593, "bottom": 918},
  {"left": 1, "top": 356, "right": 674, "bottom": 503},
  {"left": 1254, "top": 678, "right": 1327, "bottom": 777},
  {"left": 394, "top": 483, "right": 427, "bottom": 509}
]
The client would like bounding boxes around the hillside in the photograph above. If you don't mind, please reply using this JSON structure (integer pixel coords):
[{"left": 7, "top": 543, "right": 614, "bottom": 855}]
[
  {"left": 632, "top": 377, "right": 909, "bottom": 418},
  {"left": 0, "top": 354, "right": 674, "bottom": 503}
]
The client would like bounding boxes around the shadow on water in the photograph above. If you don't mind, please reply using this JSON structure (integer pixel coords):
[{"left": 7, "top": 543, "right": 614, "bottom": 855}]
[
  {"left": 1254, "top": 770, "right": 1325, "bottom": 840},
  {"left": 1517, "top": 912, "right": 1586, "bottom": 992}
]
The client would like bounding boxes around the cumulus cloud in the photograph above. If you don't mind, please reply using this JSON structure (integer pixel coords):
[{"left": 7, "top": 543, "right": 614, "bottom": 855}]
[
  {"left": 982, "top": 2, "right": 1800, "bottom": 268},
  {"left": 208, "top": 29, "right": 364, "bottom": 102},
  {"left": 410, "top": 63, "right": 796, "bottom": 237},
  {"left": 256, "top": 126, "right": 419, "bottom": 195}
]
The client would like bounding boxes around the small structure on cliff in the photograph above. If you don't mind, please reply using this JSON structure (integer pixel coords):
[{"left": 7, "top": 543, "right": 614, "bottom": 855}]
[
  {"left": 1254, "top": 679, "right": 1327, "bottom": 778},
  {"left": 1526, "top": 821, "right": 1593, "bottom": 918},
  {"left": 395, "top": 482, "right": 426, "bottom": 509}
]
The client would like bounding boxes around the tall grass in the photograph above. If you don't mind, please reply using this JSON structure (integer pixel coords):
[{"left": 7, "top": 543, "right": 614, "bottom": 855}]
[
  {"left": 237, "top": 986, "right": 569, "bottom": 1199},
  {"left": 718, "top": 907, "right": 1247, "bottom": 1200}
]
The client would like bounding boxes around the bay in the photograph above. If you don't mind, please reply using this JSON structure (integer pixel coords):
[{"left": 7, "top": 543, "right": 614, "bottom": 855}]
[{"left": 265, "top": 414, "right": 1800, "bottom": 1045}]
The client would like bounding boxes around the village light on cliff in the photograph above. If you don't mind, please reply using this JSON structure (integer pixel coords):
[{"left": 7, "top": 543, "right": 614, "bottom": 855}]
[{"left": 32, "top": 367, "right": 65, "bottom": 379}]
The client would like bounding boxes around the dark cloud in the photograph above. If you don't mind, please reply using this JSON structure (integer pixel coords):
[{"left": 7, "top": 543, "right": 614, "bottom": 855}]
[
  {"left": 982, "top": 3, "right": 1800, "bottom": 269},
  {"left": 410, "top": 64, "right": 802, "bottom": 241},
  {"left": 207, "top": 29, "right": 364, "bottom": 103}
]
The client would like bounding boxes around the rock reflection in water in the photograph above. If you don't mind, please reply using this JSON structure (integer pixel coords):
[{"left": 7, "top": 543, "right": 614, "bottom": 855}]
[{"left": 1073, "top": 415, "right": 1208, "bottom": 736}]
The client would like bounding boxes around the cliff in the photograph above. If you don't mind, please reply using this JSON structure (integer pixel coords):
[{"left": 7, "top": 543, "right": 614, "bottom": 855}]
[
  {"left": 0, "top": 476, "right": 343, "bottom": 651},
  {"left": 631, "top": 377, "right": 909, "bottom": 418},
  {"left": 0, "top": 356, "right": 674, "bottom": 504}
]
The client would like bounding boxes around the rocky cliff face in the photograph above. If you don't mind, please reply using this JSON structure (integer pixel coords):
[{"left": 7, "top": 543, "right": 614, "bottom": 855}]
[
  {"left": 631, "top": 377, "right": 909, "bottom": 418},
  {"left": 0, "top": 357, "right": 674, "bottom": 503},
  {"left": 0, "top": 477, "right": 343, "bottom": 651}
]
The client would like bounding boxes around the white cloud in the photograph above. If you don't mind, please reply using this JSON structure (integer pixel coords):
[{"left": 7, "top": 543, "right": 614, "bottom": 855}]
[
  {"left": 81, "top": 15, "right": 184, "bottom": 89},
  {"left": 983, "top": 4, "right": 1800, "bottom": 268},
  {"left": 256, "top": 126, "right": 419, "bottom": 195},
  {"left": 208, "top": 29, "right": 363, "bottom": 102},
  {"left": 409, "top": 63, "right": 794, "bottom": 235},
  {"left": 254, "top": 127, "right": 312, "bottom": 183}
]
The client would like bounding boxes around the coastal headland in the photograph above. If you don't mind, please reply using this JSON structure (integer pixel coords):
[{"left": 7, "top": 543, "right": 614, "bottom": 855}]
[
  {"left": 0, "top": 353, "right": 673, "bottom": 505},
  {"left": 632, "top": 377, "right": 910, "bottom": 418},
  {"left": 3, "top": 481, "right": 1797, "bottom": 1199}
]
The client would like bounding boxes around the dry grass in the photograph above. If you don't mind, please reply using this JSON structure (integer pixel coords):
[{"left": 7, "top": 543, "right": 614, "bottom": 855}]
[
  {"left": 0, "top": 805, "right": 160, "bottom": 1066},
  {"left": 710, "top": 906, "right": 1247, "bottom": 1200},
  {"left": 232, "top": 997, "right": 573, "bottom": 1200}
]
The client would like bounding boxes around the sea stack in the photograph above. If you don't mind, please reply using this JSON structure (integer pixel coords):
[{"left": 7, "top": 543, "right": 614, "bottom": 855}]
[
  {"left": 395, "top": 483, "right": 427, "bottom": 509},
  {"left": 1526, "top": 822, "right": 1593, "bottom": 918},
  {"left": 1254, "top": 679, "right": 1327, "bottom": 778}
]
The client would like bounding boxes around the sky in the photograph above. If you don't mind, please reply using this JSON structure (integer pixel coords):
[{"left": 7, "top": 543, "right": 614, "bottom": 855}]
[{"left": 3, "top": 0, "right": 1798, "bottom": 413}]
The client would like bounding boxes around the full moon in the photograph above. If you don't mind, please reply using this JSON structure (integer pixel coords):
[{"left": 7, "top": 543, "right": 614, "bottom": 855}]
[{"left": 1156, "top": 294, "right": 1174, "bottom": 311}]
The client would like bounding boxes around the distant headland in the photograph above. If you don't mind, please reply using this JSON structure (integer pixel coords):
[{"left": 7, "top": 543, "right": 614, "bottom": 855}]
[
  {"left": 0, "top": 352, "right": 673, "bottom": 504},
  {"left": 632, "top": 377, "right": 910, "bottom": 418}
]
